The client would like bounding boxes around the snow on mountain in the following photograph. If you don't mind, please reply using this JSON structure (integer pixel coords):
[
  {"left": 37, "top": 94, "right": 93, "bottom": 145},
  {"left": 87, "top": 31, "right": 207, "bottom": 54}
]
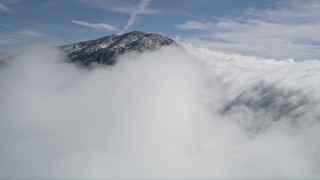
[{"left": 61, "top": 31, "right": 177, "bottom": 65}]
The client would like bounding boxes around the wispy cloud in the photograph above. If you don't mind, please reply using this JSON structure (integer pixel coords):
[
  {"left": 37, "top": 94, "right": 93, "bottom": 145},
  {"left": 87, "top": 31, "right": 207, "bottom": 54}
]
[
  {"left": 0, "top": 29, "right": 47, "bottom": 45},
  {"left": 71, "top": 20, "right": 118, "bottom": 32},
  {"left": 0, "top": 23, "right": 10, "bottom": 27},
  {"left": 180, "top": 0, "right": 320, "bottom": 60},
  {"left": 0, "top": 37, "right": 18, "bottom": 44},
  {"left": 76, "top": 0, "right": 158, "bottom": 33},
  {"left": 175, "top": 21, "right": 211, "bottom": 30},
  {"left": 111, "top": 6, "right": 158, "bottom": 15},
  {"left": 0, "top": 0, "right": 21, "bottom": 13},
  {"left": 16, "top": 30, "right": 46, "bottom": 37},
  {"left": 78, "top": 0, "right": 158, "bottom": 15},
  {"left": 121, "top": 0, "right": 155, "bottom": 33},
  {"left": 0, "top": 2, "right": 11, "bottom": 13}
]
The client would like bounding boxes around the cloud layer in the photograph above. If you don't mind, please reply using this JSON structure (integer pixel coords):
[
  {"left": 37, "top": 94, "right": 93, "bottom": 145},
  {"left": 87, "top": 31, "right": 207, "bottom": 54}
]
[{"left": 0, "top": 44, "right": 320, "bottom": 178}]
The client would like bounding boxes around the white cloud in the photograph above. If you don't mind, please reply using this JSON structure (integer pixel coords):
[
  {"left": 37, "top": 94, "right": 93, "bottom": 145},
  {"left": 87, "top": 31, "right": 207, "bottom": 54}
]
[
  {"left": 76, "top": 0, "right": 158, "bottom": 33},
  {"left": 0, "top": 38, "right": 18, "bottom": 44},
  {"left": 246, "top": 0, "right": 320, "bottom": 23},
  {"left": 78, "top": 0, "right": 158, "bottom": 15},
  {"left": 0, "top": 30, "right": 47, "bottom": 45},
  {"left": 71, "top": 20, "right": 118, "bottom": 32},
  {"left": 175, "top": 21, "right": 211, "bottom": 30},
  {"left": 1, "top": 44, "right": 320, "bottom": 178},
  {"left": 180, "top": 0, "right": 320, "bottom": 60},
  {"left": 0, "top": 0, "right": 21, "bottom": 13},
  {"left": 16, "top": 30, "right": 46, "bottom": 37}
]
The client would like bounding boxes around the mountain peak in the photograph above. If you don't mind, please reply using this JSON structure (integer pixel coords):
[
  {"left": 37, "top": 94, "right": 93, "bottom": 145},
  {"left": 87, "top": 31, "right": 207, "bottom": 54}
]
[{"left": 61, "top": 31, "right": 178, "bottom": 65}]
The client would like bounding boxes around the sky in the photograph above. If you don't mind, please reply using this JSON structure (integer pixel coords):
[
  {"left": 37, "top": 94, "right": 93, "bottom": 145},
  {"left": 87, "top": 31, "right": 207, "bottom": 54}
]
[{"left": 1, "top": 0, "right": 320, "bottom": 60}]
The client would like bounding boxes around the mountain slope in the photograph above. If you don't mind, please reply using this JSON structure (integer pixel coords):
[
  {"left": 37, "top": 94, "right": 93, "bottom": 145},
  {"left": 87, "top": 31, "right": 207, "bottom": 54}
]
[{"left": 61, "top": 31, "right": 178, "bottom": 65}]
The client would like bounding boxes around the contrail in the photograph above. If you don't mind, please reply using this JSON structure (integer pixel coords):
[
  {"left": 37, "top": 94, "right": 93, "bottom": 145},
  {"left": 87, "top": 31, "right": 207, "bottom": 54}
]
[{"left": 121, "top": 0, "right": 151, "bottom": 33}]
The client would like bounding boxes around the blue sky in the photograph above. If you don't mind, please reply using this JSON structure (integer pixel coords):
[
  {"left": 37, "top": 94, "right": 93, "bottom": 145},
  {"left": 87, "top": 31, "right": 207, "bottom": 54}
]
[{"left": 1, "top": 0, "right": 320, "bottom": 60}]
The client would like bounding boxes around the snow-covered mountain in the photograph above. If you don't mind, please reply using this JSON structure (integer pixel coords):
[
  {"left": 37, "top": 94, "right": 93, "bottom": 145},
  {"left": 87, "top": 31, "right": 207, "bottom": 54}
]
[{"left": 61, "top": 31, "right": 177, "bottom": 65}]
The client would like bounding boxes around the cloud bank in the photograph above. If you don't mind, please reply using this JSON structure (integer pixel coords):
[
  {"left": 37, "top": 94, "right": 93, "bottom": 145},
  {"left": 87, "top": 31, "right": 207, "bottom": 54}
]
[{"left": 0, "top": 44, "right": 320, "bottom": 178}]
